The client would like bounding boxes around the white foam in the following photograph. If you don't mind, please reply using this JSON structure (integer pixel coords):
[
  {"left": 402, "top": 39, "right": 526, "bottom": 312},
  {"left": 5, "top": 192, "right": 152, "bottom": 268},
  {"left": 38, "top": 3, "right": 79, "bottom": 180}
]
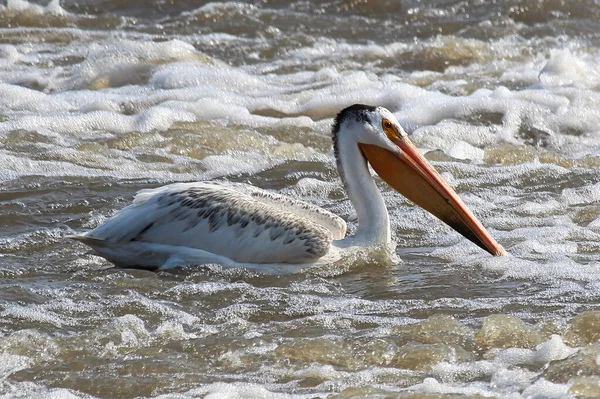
[
  {"left": 0, "top": 353, "right": 31, "bottom": 380},
  {"left": 1, "top": 39, "right": 600, "bottom": 185},
  {"left": 112, "top": 291, "right": 199, "bottom": 326},
  {"left": 0, "top": 383, "right": 88, "bottom": 399},
  {"left": 490, "top": 368, "right": 538, "bottom": 393},
  {"left": 52, "top": 39, "right": 209, "bottom": 92},
  {"left": 1, "top": 107, "right": 196, "bottom": 135},
  {"left": 0, "top": 45, "right": 22, "bottom": 67},
  {"left": 424, "top": 336, "right": 576, "bottom": 397},
  {"left": 0, "top": 306, "right": 64, "bottom": 328},
  {"left": 561, "top": 182, "right": 600, "bottom": 206},
  {"left": 192, "top": 1, "right": 257, "bottom": 16},
  {"left": 474, "top": 253, "right": 600, "bottom": 285},
  {"left": 539, "top": 49, "right": 600, "bottom": 89},
  {"left": 0, "top": 83, "right": 71, "bottom": 113},
  {"left": 520, "top": 378, "right": 571, "bottom": 399},
  {"left": 151, "top": 63, "right": 262, "bottom": 91},
  {"left": 492, "top": 335, "right": 575, "bottom": 367},
  {"left": 408, "top": 377, "right": 495, "bottom": 397},
  {"left": 154, "top": 382, "right": 316, "bottom": 399},
  {"left": 112, "top": 314, "right": 150, "bottom": 346},
  {"left": 3, "top": 0, "right": 67, "bottom": 15},
  {"left": 447, "top": 141, "right": 485, "bottom": 161}
]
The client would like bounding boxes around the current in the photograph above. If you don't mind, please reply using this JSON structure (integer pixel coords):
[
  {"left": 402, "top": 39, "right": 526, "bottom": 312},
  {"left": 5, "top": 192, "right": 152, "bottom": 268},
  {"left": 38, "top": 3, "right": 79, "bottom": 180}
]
[{"left": 1, "top": 0, "right": 600, "bottom": 398}]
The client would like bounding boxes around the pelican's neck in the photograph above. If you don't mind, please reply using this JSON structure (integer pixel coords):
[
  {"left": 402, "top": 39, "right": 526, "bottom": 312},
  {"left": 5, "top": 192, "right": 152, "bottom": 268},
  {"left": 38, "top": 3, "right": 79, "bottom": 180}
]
[{"left": 336, "top": 138, "right": 391, "bottom": 246}]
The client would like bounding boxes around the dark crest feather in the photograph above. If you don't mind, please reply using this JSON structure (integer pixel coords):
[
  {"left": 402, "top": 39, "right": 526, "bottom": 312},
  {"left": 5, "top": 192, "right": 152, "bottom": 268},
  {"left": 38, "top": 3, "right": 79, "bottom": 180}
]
[
  {"left": 331, "top": 104, "right": 377, "bottom": 187},
  {"left": 332, "top": 104, "right": 377, "bottom": 159},
  {"left": 332, "top": 104, "right": 377, "bottom": 139}
]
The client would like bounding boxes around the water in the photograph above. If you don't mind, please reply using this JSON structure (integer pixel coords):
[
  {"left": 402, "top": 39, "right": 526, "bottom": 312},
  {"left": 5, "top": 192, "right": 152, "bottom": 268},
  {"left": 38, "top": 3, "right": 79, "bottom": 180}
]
[{"left": 1, "top": 0, "right": 600, "bottom": 397}]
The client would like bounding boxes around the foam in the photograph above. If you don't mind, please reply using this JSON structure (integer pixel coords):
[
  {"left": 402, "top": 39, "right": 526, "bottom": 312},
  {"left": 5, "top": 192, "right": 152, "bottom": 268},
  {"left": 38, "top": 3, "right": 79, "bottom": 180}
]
[
  {"left": 561, "top": 182, "right": 600, "bottom": 206},
  {"left": 446, "top": 140, "right": 485, "bottom": 161},
  {"left": 492, "top": 335, "right": 575, "bottom": 367},
  {"left": 538, "top": 49, "right": 600, "bottom": 89},
  {"left": 1, "top": 107, "right": 196, "bottom": 135},
  {"left": 111, "top": 291, "right": 200, "bottom": 326},
  {"left": 151, "top": 63, "right": 262, "bottom": 91},
  {"left": 191, "top": 1, "right": 257, "bottom": 17},
  {"left": 2, "top": 40, "right": 600, "bottom": 186},
  {"left": 154, "top": 382, "right": 316, "bottom": 399},
  {"left": 112, "top": 314, "right": 150, "bottom": 346},
  {"left": 165, "top": 281, "right": 252, "bottom": 298},
  {"left": 473, "top": 253, "right": 600, "bottom": 285},
  {"left": 53, "top": 39, "right": 212, "bottom": 92},
  {"left": 419, "top": 336, "right": 576, "bottom": 397},
  {"left": 521, "top": 378, "right": 571, "bottom": 399},
  {"left": 0, "top": 304, "right": 74, "bottom": 327},
  {"left": 0, "top": 383, "right": 88, "bottom": 399},
  {"left": 0, "top": 83, "right": 71, "bottom": 113},
  {"left": 3, "top": 0, "right": 67, "bottom": 15},
  {"left": 408, "top": 377, "right": 494, "bottom": 397},
  {"left": 0, "top": 353, "right": 31, "bottom": 380},
  {"left": 2, "top": 8, "right": 600, "bottom": 398}
]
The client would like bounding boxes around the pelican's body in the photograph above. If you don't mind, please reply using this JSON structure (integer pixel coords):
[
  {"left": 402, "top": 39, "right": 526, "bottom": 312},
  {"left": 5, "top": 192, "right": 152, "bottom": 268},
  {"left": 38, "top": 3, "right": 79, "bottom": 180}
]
[
  {"left": 73, "top": 105, "right": 505, "bottom": 271},
  {"left": 75, "top": 181, "right": 347, "bottom": 269}
]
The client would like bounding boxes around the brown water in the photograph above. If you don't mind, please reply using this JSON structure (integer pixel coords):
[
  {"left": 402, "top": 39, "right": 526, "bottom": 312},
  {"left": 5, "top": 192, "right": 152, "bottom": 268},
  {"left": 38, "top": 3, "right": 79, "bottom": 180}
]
[{"left": 1, "top": 0, "right": 600, "bottom": 397}]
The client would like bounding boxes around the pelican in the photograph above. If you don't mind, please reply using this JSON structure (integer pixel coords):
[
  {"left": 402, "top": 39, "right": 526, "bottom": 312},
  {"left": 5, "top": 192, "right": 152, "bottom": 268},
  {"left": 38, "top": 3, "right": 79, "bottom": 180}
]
[{"left": 72, "top": 105, "right": 505, "bottom": 271}]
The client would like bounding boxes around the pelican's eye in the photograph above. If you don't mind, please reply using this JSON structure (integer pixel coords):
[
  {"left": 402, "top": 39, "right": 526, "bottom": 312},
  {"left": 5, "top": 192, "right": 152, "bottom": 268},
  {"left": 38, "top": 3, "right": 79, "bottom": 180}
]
[{"left": 382, "top": 119, "right": 400, "bottom": 141}]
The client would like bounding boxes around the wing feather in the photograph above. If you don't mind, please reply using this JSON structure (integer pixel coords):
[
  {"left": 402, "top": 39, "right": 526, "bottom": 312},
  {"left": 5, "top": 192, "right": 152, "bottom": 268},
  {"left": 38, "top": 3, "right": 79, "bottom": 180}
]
[
  {"left": 86, "top": 182, "right": 342, "bottom": 264},
  {"left": 231, "top": 183, "right": 347, "bottom": 240}
]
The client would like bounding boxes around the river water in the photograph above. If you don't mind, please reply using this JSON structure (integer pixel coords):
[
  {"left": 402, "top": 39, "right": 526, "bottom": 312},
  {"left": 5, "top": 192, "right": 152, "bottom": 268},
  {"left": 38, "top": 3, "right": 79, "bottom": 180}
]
[{"left": 1, "top": 0, "right": 600, "bottom": 398}]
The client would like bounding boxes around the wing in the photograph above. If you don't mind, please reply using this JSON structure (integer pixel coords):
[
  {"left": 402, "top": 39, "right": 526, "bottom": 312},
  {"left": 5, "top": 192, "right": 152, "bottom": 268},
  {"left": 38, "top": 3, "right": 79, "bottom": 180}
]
[
  {"left": 220, "top": 182, "right": 346, "bottom": 240},
  {"left": 85, "top": 181, "right": 345, "bottom": 264}
]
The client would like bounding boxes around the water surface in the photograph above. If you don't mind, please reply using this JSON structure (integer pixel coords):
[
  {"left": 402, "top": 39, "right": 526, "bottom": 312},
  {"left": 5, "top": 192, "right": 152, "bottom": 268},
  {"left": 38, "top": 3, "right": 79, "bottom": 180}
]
[{"left": 1, "top": 0, "right": 600, "bottom": 397}]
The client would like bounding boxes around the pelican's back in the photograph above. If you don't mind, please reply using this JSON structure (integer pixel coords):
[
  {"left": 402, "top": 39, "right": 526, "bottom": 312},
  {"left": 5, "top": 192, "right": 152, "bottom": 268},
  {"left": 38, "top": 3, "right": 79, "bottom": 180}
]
[{"left": 78, "top": 181, "right": 347, "bottom": 267}]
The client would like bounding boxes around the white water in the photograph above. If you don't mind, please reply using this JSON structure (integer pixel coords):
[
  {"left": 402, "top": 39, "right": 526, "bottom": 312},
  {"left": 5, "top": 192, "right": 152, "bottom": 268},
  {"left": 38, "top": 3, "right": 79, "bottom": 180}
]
[{"left": 1, "top": 1, "right": 600, "bottom": 398}]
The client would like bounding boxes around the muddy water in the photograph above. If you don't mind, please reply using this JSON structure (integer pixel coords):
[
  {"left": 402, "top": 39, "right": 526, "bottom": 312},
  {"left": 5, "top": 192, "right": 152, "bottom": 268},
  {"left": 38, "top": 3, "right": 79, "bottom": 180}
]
[{"left": 1, "top": 0, "right": 600, "bottom": 397}]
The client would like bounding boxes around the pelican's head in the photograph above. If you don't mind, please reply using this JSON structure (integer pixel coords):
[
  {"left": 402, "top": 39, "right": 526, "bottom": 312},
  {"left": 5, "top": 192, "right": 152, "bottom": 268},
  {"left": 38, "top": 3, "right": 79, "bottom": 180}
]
[{"left": 333, "top": 104, "right": 505, "bottom": 256}]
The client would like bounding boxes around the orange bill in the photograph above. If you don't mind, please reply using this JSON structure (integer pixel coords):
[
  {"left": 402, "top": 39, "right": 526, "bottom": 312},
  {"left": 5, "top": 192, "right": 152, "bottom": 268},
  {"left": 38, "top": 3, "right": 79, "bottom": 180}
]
[{"left": 359, "top": 139, "right": 506, "bottom": 256}]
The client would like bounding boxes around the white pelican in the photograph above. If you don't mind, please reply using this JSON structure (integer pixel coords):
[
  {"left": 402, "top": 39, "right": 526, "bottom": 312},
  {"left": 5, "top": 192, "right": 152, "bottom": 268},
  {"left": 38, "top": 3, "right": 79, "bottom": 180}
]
[{"left": 72, "top": 105, "right": 505, "bottom": 271}]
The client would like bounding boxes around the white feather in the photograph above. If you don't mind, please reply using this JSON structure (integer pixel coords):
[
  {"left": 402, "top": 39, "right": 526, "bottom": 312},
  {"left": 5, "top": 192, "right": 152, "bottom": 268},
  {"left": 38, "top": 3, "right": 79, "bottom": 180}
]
[{"left": 78, "top": 181, "right": 347, "bottom": 269}]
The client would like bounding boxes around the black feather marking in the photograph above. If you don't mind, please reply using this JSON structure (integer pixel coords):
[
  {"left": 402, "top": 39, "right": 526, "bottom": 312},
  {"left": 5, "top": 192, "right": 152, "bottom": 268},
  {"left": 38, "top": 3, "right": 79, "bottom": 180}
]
[
  {"left": 182, "top": 220, "right": 200, "bottom": 232},
  {"left": 131, "top": 222, "right": 154, "bottom": 241},
  {"left": 270, "top": 229, "right": 284, "bottom": 241},
  {"left": 332, "top": 104, "right": 377, "bottom": 184},
  {"left": 332, "top": 104, "right": 377, "bottom": 139},
  {"left": 227, "top": 212, "right": 239, "bottom": 226},
  {"left": 208, "top": 211, "right": 223, "bottom": 232}
]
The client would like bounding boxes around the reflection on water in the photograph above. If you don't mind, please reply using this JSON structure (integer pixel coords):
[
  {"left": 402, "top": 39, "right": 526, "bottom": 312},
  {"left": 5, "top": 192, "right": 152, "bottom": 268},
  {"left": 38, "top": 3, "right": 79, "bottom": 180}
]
[{"left": 1, "top": 0, "right": 600, "bottom": 397}]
